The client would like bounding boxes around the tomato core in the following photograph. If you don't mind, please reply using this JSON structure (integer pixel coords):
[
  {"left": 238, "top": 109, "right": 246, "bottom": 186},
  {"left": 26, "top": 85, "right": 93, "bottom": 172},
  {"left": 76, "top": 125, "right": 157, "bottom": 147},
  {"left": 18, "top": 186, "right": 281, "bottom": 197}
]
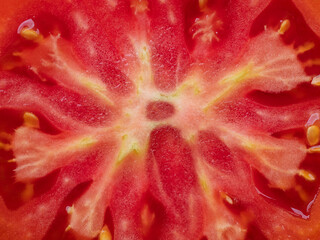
[{"left": 146, "top": 101, "right": 175, "bottom": 121}]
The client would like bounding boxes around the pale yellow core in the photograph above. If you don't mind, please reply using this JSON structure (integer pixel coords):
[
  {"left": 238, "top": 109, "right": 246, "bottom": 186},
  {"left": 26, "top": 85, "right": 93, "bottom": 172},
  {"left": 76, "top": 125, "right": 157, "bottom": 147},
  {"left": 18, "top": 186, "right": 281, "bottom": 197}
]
[
  {"left": 298, "top": 169, "right": 316, "bottom": 181},
  {"left": 23, "top": 112, "right": 40, "bottom": 128},
  {"left": 75, "top": 136, "right": 97, "bottom": 149},
  {"left": 172, "top": 75, "right": 202, "bottom": 97},
  {"left": 116, "top": 134, "right": 141, "bottom": 164},
  {"left": 204, "top": 62, "right": 259, "bottom": 112},
  {"left": 199, "top": 176, "right": 209, "bottom": 193},
  {"left": 81, "top": 78, "right": 114, "bottom": 106},
  {"left": 138, "top": 46, "right": 150, "bottom": 64},
  {"left": 99, "top": 225, "right": 112, "bottom": 240},
  {"left": 21, "top": 183, "right": 34, "bottom": 202},
  {"left": 278, "top": 19, "right": 290, "bottom": 35},
  {"left": 20, "top": 28, "right": 40, "bottom": 41},
  {"left": 307, "top": 125, "right": 320, "bottom": 146}
]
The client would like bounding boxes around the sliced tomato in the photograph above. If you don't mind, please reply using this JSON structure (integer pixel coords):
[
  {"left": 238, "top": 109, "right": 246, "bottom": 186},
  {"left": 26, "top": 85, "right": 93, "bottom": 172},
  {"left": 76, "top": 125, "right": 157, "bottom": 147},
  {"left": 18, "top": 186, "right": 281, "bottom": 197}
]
[{"left": 1, "top": 0, "right": 320, "bottom": 240}]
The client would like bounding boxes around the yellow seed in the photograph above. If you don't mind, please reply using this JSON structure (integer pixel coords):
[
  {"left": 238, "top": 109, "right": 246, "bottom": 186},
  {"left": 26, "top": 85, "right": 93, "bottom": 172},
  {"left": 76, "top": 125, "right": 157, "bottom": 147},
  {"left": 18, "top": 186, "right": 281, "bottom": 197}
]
[
  {"left": 65, "top": 225, "right": 71, "bottom": 232},
  {"left": 66, "top": 205, "right": 74, "bottom": 214},
  {"left": 220, "top": 192, "right": 234, "bottom": 205},
  {"left": 99, "top": 225, "right": 112, "bottom": 240},
  {"left": 0, "top": 141, "right": 11, "bottom": 151},
  {"left": 8, "top": 158, "right": 16, "bottom": 163},
  {"left": 307, "top": 125, "right": 320, "bottom": 146},
  {"left": 225, "top": 195, "right": 234, "bottom": 205},
  {"left": 20, "top": 28, "right": 40, "bottom": 41},
  {"left": 1, "top": 61, "right": 19, "bottom": 71},
  {"left": 295, "top": 185, "right": 308, "bottom": 202},
  {"left": 0, "top": 132, "right": 12, "bottom": 141},
  {"left": 23, "top": 112, "right": 40, "bottom": 128},
  {"left": 278, "top": 19, "right": 290, "bottom": 35},
  {"left": 12, "top": 51, "right": 22, "bottom": 57},
  {"left": 308, "top": 145, "right": 320, "bottom": 153},
  {"left": 298, "top": 169, "right": 316, "bottom": 181},
  {"left": 21, "top": 183, "right": 34, "bottom": 202},
  {"left": 305, "top": 59, "right": 320, "bottom": 67},
  {"left": 199, "top": 0, "right": 208, "bottom": 10},
  {"left": 311, "top": 75, "right": 320, "bottom": 86},
  {"left": 297, "top": 42, "right": 315, "bottom": 54}
]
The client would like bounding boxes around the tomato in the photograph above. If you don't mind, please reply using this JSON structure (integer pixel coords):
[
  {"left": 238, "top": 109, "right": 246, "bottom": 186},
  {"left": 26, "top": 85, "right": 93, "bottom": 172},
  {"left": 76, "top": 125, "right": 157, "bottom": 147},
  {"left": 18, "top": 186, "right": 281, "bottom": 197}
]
[{"left": 1, "top": 0, "right": 320, "bottom": 239}]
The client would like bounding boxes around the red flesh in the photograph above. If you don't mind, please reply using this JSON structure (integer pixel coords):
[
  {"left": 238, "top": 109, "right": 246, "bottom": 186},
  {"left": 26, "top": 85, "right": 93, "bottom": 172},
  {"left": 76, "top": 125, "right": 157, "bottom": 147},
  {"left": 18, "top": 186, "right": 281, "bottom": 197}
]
[{"left": 1, "top": 0, "right": 320, "bottom": 239}]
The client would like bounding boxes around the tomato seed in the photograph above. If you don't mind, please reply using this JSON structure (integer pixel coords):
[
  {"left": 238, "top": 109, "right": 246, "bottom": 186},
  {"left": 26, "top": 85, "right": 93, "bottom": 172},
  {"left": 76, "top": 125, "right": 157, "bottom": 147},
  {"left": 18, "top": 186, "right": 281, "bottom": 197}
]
[
  {"left": 23, "top": 112, "right": 40, "bottom": 128},
  {"left": 99, "top": 225, "right": 112, "bottom": 240},
  {"left": 307, "top": 125, "right": 320, "bottom": 146},
  {"left": 278, "top": 19, "right": 291, "bottom": 35}
]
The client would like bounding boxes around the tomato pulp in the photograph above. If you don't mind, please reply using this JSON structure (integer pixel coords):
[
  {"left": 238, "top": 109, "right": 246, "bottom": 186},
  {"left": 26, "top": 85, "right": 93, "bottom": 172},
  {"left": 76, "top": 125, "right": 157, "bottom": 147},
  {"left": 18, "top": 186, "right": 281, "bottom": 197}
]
[{"left": 1, "top": 0, "right": 320, "bottom": 239}]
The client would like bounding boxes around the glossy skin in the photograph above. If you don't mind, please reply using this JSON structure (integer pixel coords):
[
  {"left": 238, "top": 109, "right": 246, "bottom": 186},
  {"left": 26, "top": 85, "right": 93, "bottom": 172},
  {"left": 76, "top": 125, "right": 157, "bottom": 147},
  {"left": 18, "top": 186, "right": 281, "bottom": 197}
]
[{"left": 0, "top": 0, "right": 320, "bottom": 239}]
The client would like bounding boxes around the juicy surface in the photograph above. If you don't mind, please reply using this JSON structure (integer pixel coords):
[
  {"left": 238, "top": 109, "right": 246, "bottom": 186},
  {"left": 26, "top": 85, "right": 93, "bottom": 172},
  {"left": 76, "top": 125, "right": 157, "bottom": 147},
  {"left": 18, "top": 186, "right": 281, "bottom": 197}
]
[{"left": 0, "top": 0, "right": 320, "bottom": 239}]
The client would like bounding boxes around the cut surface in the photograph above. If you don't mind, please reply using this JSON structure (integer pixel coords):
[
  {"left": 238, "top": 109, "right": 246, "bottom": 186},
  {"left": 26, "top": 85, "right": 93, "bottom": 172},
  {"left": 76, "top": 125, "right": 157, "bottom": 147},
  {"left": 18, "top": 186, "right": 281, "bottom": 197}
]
[{"left": 1, "top": 0, "right": 320, "bottom": 240}]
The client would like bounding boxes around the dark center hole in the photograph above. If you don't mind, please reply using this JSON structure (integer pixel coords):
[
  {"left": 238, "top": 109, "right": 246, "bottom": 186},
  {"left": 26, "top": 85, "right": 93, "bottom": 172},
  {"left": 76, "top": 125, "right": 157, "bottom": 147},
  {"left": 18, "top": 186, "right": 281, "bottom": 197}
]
[{"left": 146, "top": 101, "right": 175, "bottom": 121}]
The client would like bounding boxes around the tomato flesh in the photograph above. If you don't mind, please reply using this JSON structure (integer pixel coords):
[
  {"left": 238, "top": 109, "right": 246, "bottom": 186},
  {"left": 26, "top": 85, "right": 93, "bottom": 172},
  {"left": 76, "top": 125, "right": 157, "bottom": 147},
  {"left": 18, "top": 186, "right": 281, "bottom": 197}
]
[{"left": 1, "top": 0, "right": 320, "bottom": 240}]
